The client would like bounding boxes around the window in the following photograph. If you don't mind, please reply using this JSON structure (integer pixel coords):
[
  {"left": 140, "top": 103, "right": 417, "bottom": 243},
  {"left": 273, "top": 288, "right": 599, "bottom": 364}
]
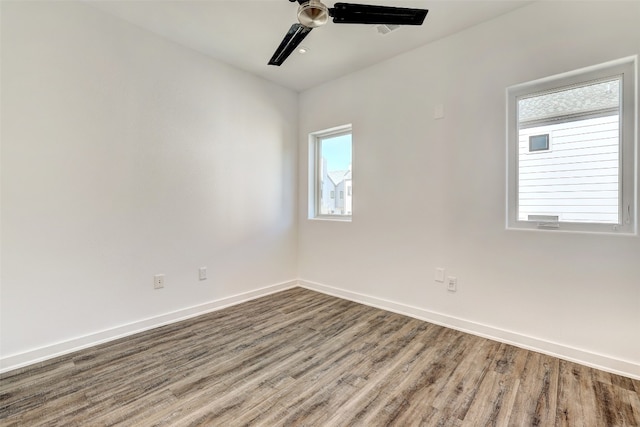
[
  {"left": 308, "top": 125, "right": 353, "bottom": 219},
  {"left": 507, "top": 57, "right": 636, "bottom": 233},
  {"left": 529, "top": 134, "right": 549, "bottom": 152}
]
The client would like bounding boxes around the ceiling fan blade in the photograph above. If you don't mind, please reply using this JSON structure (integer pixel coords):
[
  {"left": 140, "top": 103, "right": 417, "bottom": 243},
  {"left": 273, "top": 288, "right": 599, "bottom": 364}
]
[
  {"left": 329, "top": 3, "right": 428, "bottom": 26},
  {"left": 268, "top": 23, "right": 313, "bottom": 66}
]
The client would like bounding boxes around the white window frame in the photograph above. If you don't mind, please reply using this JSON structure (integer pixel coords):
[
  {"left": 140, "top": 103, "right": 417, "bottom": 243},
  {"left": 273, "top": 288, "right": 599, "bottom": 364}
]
[
  {"left": 308, "top": 124, "right": 353, "bottom": 221},
  {"left": 506, "top": 56, "right": 637, "bottom": 234}
]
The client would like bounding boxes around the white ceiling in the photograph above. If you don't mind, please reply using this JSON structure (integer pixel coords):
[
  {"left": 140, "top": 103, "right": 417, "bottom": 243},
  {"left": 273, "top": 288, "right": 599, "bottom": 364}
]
[{"left": 89, "top": 0, "right": 533, "bottom": 92}]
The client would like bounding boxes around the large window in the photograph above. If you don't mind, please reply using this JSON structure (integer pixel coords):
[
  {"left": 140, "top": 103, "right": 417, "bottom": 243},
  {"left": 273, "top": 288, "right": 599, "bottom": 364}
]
[
  {"left": 507, "top": 57, "right": 636, "bottom": 234},
  {"left": 309, "top": 125, "right": 352, "bottom": 220}
]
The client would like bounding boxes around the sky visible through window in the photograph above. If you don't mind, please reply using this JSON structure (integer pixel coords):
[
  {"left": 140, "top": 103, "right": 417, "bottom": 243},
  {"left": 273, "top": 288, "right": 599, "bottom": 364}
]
[{"left": 322, "top": 134, "right": 352, "bottom": 171}]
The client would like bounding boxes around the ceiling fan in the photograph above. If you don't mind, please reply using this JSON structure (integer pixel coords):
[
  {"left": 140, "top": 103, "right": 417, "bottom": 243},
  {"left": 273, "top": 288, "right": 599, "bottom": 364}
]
[{"left": 269, "top": 0, "right": 429, "bottom": 66}]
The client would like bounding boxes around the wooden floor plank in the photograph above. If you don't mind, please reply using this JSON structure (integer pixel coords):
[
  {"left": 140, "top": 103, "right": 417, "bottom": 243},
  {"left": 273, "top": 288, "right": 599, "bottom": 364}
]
[
  {"left": 508, "top": 352, "right": 559, "bottom": 426},
  {"left": 1, "top": 287, "right": 638, "bottom": 426}
]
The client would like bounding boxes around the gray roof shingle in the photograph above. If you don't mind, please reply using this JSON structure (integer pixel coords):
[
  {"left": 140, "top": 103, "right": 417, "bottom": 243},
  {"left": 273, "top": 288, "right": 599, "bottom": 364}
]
[{"left": 519, "top": 79, "right": 619, "bottom": 124}]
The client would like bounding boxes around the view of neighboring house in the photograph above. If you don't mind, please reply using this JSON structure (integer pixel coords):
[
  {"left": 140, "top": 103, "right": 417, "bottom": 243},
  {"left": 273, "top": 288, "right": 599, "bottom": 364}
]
[
  {"left": 517, "top": 79, "right": 620, "bottom": 224},
  {"left": 320, "top": 158, "right": 352, "bottom": 216}
]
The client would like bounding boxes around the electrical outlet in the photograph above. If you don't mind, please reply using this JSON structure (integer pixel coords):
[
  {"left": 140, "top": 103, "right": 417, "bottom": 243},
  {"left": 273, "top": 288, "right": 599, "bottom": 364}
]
[
  {"left": 447, "top": 276, "right": 457, "bottom": 292},
  {"left": 199, "top": 267, "right": 207, "bottom": 281},
  {"left": 154, "top": 274, "right": 165, "bottom": 289},
  {"left": 435, "top": 268, "right": 445, "bottom": 283}
]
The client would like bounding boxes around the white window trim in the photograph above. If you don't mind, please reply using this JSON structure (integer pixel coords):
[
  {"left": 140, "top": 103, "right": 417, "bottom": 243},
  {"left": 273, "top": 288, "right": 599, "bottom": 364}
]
[
  {"left": 308, "top": 124, "right": 353, "bottom": 221},
  {"left": 506, "top": 56, "right": 637, "bottom": 235}
]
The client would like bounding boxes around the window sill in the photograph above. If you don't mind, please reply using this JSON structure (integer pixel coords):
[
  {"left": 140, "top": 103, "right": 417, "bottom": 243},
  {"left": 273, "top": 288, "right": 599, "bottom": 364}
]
[
  {"left": 309, "top": 216, "right": 352, "bottom": 222},
  {"left": 505, "top": 225, "right": 637, "bottom": 237}
]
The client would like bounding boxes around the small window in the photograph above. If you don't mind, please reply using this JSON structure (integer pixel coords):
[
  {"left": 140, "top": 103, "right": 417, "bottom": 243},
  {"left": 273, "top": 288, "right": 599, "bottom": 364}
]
[
  {"left": 507, "top": 57, "right": 636, "bottom": 234},
  {"left": 308, "top": 124, "right": 353, "bottom": 220},
  {"left": 529, "top": 134, "right": 549, "bottom": 152}
]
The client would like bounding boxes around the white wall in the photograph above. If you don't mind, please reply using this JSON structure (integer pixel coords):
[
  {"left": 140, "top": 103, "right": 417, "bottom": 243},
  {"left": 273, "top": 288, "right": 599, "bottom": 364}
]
[
  {"left": 1, "top": 1, "right": 298, "bottom": 369},
  {"left": 298, "top": 1, "right": 640, "bottom": 377}
]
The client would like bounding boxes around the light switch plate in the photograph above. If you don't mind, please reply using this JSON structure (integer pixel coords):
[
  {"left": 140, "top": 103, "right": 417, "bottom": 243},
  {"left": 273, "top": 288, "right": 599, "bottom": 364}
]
[{"left": 447, "top": 276, "right": 457, "bottom": 292}]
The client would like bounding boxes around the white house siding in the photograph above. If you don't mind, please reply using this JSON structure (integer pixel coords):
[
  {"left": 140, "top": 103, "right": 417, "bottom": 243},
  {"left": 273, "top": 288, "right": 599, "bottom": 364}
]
[
  {"left": 322, "top": 168, "right": 351, "bottom": 215},
  {"left": 518, "top": 115, "right": 619, "bottom": 223},
  {"left": 335, "top": 180, "right": 345, "bottom": 211},
  {"left": 333, "top": 179, "right": 352, "bottom": 215},
  {"left": 320, "top": 158, "right": 336, "bottom": 214},
  {"left": 345, "top": 181, "right": 352, "bottom": 215}
]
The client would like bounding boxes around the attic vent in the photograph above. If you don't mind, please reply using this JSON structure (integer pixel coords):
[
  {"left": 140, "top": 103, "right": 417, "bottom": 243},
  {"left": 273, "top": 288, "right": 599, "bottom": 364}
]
[{"left": 376, "top": 24, "right": 400, "bottom": 35}]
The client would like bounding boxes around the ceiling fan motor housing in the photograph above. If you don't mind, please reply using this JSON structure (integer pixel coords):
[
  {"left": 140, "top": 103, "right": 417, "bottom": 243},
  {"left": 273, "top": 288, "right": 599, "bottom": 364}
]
[{"left": 298, "top": 0, "right": 329, "bottom": 28}]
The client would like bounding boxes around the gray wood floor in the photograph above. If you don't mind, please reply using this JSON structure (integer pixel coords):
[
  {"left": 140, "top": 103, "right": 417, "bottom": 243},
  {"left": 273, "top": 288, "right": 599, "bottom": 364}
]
[{"left": 1, "top": 287, "right": 639, "bottom": 426}]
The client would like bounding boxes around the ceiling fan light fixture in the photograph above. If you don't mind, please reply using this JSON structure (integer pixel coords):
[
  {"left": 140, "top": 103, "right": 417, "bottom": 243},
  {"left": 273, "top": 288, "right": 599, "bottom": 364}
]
[
  {"left": 297, "top": 0, "right": 329, "bottom": 28},
  {"left": 376, "top": 24, "right": 401, "bottom": 35}
]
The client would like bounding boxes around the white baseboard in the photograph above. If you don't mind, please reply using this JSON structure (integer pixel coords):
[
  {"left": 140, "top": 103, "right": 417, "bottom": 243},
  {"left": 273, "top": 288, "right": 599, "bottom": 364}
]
[
  {"left": 4, "top": 279, "right": 638, "bottom": 380},
  {"left": 0, "top": 280, "right": 298, "bottom": 375},
  {"left": 299, "top": 279, "right": 640, "bottom": 380}
]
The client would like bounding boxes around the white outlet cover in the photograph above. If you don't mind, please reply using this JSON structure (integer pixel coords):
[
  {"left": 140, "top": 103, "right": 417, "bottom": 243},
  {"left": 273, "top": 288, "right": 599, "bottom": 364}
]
[
  {"left": 154, "top": 274, "right": 165, "bottom": 289},
  {"left": 199, "top": 267, "right": 207, "bottom": 280},
  {"left": 435, "top": 268, "right": 445, "bottom": 283}
]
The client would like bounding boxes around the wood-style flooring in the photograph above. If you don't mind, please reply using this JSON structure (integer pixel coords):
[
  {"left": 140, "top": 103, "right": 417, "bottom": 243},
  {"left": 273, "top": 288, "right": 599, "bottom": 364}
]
[{"left": 1, "top": 287, "right": 639, "bottom": 426}]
